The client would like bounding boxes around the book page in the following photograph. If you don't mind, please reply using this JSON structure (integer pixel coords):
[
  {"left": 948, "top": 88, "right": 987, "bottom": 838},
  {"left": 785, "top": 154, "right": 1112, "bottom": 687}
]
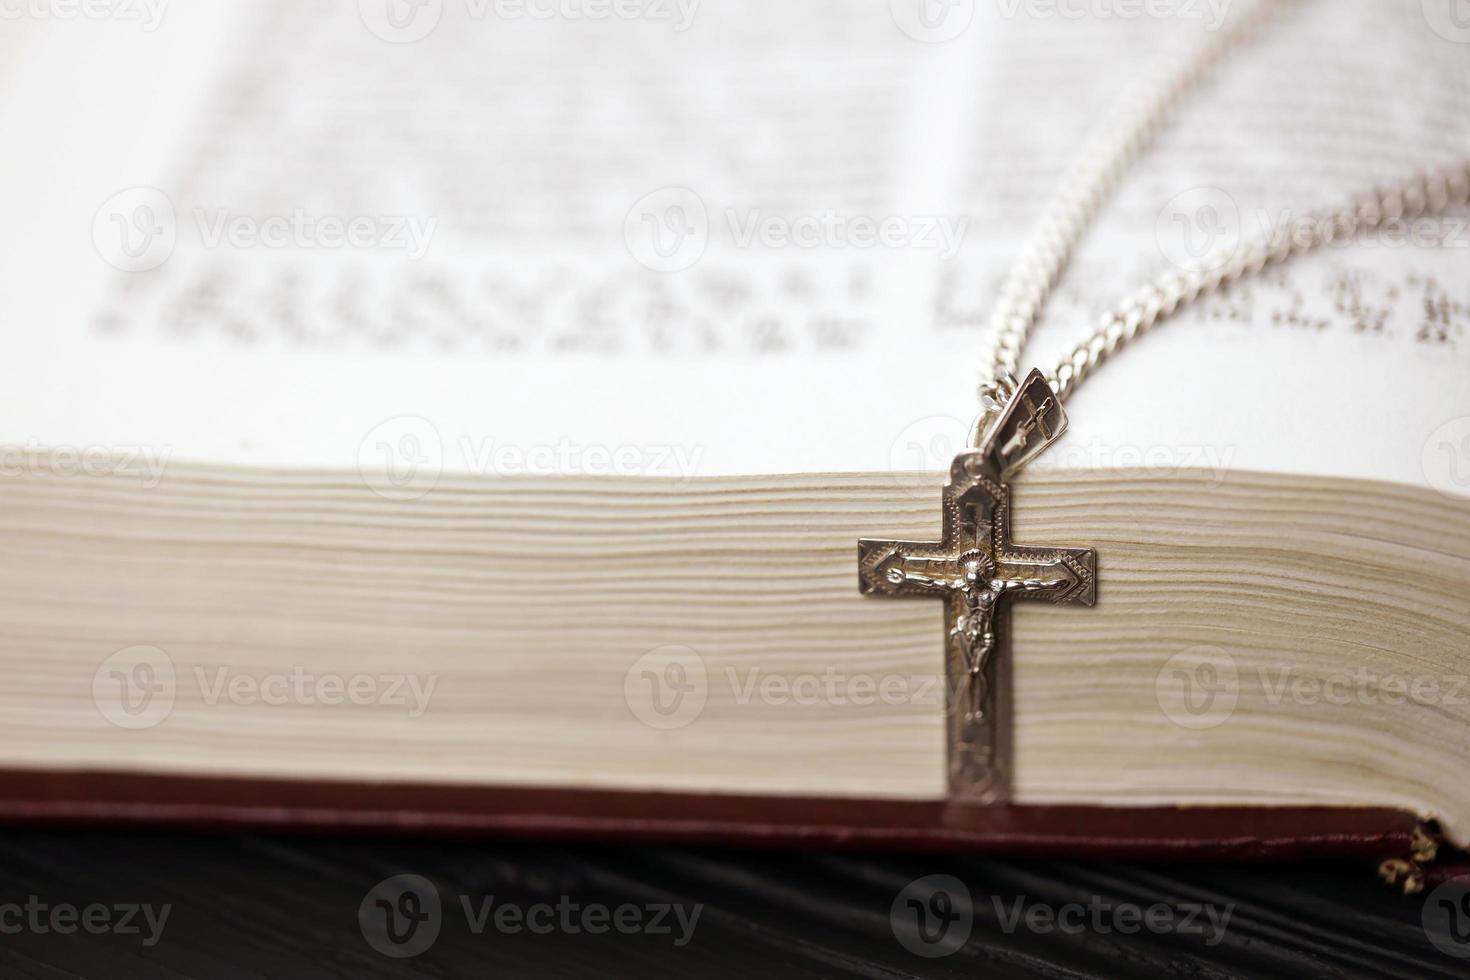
[{"left": 0, "top": 0, "right": 1466, "bottom": 494}]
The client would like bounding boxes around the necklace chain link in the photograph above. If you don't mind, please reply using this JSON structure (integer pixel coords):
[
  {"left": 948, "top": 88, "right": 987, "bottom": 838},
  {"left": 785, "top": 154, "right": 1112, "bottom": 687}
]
[{"left": 976, "top": 0, "right": 1470, "bottom": 410}]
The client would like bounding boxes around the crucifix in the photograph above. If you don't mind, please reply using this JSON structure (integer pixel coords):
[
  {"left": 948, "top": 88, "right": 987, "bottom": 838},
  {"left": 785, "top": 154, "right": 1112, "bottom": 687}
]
[{"left": 859, "top": 370, "right": 1096, "bottom": 803}]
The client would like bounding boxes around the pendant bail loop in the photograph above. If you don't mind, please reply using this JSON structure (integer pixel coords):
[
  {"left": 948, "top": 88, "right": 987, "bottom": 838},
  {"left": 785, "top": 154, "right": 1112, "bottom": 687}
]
[
  {"left": 970, "top": 371, "right": 1021, "bottom": 448},
  {"left": 970, "top": 369, "right": 1069, "bottom": 477}
]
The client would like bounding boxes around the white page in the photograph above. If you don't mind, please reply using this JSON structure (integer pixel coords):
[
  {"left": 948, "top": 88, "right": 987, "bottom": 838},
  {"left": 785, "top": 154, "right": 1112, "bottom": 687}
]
[{"left": 0, "top": 0, "right": 1465, "bottom": 495}]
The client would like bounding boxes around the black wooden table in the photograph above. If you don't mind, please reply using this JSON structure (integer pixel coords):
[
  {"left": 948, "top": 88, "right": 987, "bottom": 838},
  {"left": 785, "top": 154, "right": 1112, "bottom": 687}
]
[{"left": 0, "top": 830, "right": 1461, "bottom": 978}]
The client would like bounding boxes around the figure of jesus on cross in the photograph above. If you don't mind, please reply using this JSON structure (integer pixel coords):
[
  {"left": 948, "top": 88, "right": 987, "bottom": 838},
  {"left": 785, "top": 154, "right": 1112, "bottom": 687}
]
[{"left": 878, "top": 548, "right": 1064, "bottom": 726}]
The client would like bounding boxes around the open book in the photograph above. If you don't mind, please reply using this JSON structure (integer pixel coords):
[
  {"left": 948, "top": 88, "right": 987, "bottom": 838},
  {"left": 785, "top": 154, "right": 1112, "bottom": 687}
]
[{"left": 1, "top": 0, "right": 1468, "bottom": 861}]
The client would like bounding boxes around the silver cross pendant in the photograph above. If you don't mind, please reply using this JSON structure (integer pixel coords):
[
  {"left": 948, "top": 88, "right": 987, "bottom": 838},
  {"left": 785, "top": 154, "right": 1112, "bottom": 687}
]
[{"left": 858, "top": 370, "right": 1097, "bottom": 803}]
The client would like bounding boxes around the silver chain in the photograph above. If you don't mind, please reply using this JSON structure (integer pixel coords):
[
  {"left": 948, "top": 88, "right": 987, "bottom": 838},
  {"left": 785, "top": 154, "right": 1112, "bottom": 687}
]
[{"left": 975, "top": 0, "right": 1470, "bottom": 411}]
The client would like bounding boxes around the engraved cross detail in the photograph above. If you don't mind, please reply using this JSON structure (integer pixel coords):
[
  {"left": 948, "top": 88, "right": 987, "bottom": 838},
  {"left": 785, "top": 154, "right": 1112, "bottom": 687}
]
[{"left": 858, "top": 371, "right": 1096, "bottom": 802}]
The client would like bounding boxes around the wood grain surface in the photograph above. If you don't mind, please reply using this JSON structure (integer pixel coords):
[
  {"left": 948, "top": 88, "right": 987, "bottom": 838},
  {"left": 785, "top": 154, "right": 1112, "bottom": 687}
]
[{"left": 0, "top": 832, "right": 1461, "bottom": 978}]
